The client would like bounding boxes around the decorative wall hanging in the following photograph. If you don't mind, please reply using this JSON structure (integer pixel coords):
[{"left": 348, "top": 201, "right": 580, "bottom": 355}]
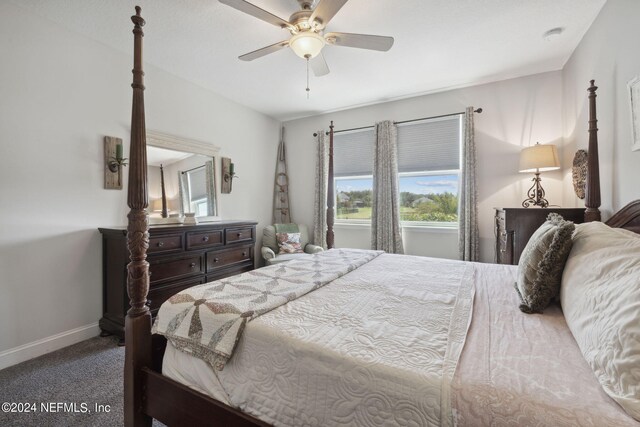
[
  {"left": 627, "top": 75, "right": 640, "bottom": 151},
  {"left": 104, "top": 136, "right": 127, "bottom": 189},
  {"left": 572, "top": 149, "right": 588, "bottom": 199},
  {"left": 221, "top": 157, "right": 236, "bottom": 193},
  {"left": 273, "top": 127, "right": 292, "bottom": 223}
]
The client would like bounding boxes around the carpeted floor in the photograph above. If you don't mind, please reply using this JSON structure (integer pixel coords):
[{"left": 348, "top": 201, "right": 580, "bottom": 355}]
[{"left": 0, "top": 336, "right": 165, "bottom": 427}]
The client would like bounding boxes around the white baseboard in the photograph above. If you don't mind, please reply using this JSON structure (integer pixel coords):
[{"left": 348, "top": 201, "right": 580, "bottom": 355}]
[{"left": 0, "top": 323, "right": 100, "bottom": 371}]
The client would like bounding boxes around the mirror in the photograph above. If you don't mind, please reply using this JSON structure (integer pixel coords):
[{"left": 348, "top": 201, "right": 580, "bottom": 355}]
[{"left": 147, "top": 130, "right": 220, "bottom": 223}]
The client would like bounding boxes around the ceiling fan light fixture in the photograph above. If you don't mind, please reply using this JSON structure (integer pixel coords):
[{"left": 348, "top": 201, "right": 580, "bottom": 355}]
[{"left": 289, "top": 32, "right": 325, "bottom": 59}]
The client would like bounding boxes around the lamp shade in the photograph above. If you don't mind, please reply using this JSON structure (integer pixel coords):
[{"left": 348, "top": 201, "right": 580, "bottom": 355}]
[
  {"left": 519, "top": 143, "right": 560, "bottom": 173},
  {"left": 289, "top": 32, "right": 325, "bottom": 59}
]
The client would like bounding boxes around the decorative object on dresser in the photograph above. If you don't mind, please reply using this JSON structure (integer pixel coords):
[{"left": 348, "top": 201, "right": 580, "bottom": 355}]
[
  {"left": 494, "top": 208, "right": 585, "bottom": 265},
  {"left": 572, "top": 149, "right": 588, "bottom": 199},
  {"left": 628, "top": 75, "right": 640, "bottom": 151},
  {"left": 221, "top": 157, "right": 236, "bottom": 194},
  {"left": 518, "top": 142, "right": 560, "bottom": 208},
  {"left": 104, "top": 136, "right": 127, "bottom": 189},
  {"left": 98, "top": 221, "right": 256, "bottom": 342}
]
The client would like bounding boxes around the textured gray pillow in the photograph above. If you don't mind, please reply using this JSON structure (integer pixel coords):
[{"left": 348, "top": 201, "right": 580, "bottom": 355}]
[{"left": 515, "top": 213, "right": 575, "bottom": 313}]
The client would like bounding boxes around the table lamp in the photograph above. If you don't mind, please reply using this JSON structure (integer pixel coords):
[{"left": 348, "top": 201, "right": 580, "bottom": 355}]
[{"left": 519, "top": 142, "right": 560, "bottom": 208}]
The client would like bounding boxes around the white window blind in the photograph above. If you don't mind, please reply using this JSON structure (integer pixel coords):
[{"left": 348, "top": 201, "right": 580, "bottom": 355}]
[
  {"left": 333, "top": 129, "right": 375, "bottom": 177},
  {"left": 333, "top": 116, "right": 461, "bottom": 176},
  {"left": 397, "top": 116, "right": 461, "bottom": 173},
  {"left": 187, "top": 167, "right": 207, "bottom": 201}
]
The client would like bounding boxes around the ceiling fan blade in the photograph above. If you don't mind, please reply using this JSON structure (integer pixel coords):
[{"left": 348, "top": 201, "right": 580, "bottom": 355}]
[
  {"left": 219, "top": 0, "right": 292, "bottom": 29},
  {"left": 310, "top": 53, "right": 330, "bottom": 77},
  {"left": 239, "top": 40, "right": 289, "bottom": 61},
  {"left": 309, "top": 0, "right": 348, "bottom": 27},
  {"left": 325, "top": 32, "right": 394, "bottom": 51}
]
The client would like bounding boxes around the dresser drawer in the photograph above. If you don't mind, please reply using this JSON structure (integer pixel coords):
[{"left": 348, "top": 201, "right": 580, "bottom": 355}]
[
  {"left": 207, "top": 246, "right": 252, "bottom": 272},
  {"left": 148, "top": 234, "right": 183, "bottom": 254},
  {"left": 186, "top": 230, "right": 223, "bottom": 250},
  {"left": 147, "top": 277, "right": 204, "bottom": 315},
  {"left": 225, "top": 227, "right": 254, "bottom": 244},
  {"left": 149, "top": 254, "right": 203, "bottom": 283}
]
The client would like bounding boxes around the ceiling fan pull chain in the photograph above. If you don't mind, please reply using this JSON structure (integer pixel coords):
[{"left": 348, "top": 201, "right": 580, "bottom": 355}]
[{"left": 305, "top": 54, "right": 311, "bottom": 98}]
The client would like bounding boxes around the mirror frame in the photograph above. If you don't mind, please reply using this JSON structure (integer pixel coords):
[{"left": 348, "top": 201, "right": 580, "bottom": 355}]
[{"left": 147, "top": 130, "right": 221, "bottom": 223}]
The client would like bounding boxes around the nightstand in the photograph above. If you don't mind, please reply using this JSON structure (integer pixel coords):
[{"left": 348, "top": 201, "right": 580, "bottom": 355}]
[{"left": 494, "top": 208, "right": 585, "bottom": 265}]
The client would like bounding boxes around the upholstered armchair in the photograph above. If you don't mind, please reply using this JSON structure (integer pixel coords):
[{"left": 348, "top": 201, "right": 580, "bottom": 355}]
[{"left": 261, "top": 224, "right": 324, "bottom": 265}]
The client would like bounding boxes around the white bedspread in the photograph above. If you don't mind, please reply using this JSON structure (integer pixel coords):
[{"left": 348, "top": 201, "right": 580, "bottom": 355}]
[{"left": 163, "top": 253, "right": 475, "bottom": 426}]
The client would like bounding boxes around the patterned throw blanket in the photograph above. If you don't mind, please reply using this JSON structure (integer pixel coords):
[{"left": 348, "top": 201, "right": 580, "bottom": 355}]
[{"left": 152, "top": 249, "right": 382, "bottom": 370}]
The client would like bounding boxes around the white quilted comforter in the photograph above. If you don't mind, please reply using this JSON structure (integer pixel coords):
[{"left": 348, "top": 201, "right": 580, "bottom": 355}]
[{"left": 164, "top": 253, "right": 475, "bottom": 426}]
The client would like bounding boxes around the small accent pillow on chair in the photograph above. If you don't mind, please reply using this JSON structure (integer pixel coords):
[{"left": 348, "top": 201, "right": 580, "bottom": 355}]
[
  {"left": 515, "top": 213, "right": 575, "bottom": 313},
  {"left": 276, "top": 232, "right": 304, "bottom": 254}
]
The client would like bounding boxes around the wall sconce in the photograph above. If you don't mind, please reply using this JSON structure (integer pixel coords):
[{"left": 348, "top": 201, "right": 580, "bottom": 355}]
[
  {"left": 519, "top": 142, "right": 560, "bottom": 207},
  {"left": 104, "top": 136, "right": 128, "bottom": 189},
  {"left": 221, "top": 157, "right": 237, "bottom": 194}
]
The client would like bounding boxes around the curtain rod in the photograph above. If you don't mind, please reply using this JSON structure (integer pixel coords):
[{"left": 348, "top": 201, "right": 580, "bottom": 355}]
[
  {"left": 312, "top": 108, "right": 482, "bottom": 136},
  {"left": 180, "top": 165, "right": 205, "bottom": 174}
]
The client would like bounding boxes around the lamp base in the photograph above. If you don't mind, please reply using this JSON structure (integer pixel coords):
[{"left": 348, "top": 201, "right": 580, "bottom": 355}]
[{"left": 522, "top": 172, "right": 550, "bottom": 208}]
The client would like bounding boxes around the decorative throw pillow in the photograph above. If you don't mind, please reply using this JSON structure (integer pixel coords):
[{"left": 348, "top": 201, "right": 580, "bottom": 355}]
[
  {"left": 514, "top": 213, "right": 575, "bottom": 313},
  {"left": 561, "top": 222, "right": 640, "bottom": 421},
  {"left": 276, "top": 232, "right": 303, "bottom": 254}
]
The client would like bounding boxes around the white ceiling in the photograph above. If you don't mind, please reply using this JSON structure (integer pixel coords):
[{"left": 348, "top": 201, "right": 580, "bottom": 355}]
[{"left": 12, "top": 0, "right": 606, "bottom": 121}]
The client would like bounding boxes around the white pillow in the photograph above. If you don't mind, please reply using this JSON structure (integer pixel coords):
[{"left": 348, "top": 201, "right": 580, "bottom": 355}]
[{"left": 561, "top": 221, "right": 640, "bottom": 421}]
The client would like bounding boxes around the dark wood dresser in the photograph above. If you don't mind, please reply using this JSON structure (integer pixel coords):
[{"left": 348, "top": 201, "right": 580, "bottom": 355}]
[
  {"left": 495, "top": 208, "right": 585, "bottom": 265},
  {"left": 98, "top": 220, "right": 257, "bottom": 340}
]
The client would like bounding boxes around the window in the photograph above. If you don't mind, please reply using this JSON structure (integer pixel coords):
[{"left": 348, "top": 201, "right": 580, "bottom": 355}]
[{"left": 334, "top": 116, "right": 462, "bottom": 226}]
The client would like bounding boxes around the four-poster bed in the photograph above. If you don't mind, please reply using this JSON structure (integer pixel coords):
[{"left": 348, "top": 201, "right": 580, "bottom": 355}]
[{"left": 123, "top": 7, "right": 640, "bottom": 427}]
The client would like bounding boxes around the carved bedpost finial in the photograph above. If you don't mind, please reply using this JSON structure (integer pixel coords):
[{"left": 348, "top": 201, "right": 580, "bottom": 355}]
[
  {"left": 127, "top": 4, "right": 149, "bottom": 315},
  {"left": 132, "top": 6, "right": 145, "bottom": 27},
  {"left": 326, "top": 121, "right": 335, "bottom": 249},
  {"left": 124, "top": 6, "right": 152, "bottom": 427},
  {"left": 585, "top": 80, "right": 601, "bottom": 222}
]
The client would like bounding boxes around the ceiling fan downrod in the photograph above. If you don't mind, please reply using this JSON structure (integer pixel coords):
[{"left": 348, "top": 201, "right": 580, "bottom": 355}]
[{"left": 305, "top": 54, "right": 311, "bottom": 98}]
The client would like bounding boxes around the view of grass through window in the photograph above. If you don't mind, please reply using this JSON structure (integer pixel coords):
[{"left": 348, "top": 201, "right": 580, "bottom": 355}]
[{"left": 336, "top": 173, "right": 459, "bottom": 223}]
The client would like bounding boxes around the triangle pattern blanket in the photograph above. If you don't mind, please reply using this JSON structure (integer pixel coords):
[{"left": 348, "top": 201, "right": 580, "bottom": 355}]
[{"left": 152, "top": 249, "right": 382, "bottom": 370}]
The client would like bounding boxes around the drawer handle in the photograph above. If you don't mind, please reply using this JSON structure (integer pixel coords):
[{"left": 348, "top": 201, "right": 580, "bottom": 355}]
[
  {"left": 157, "top": 241, "right": 164, "bottom": 247},
  {"left": 190, "top": 262, "right": 196, "bottom": 268},
  {"left": 202, "top": 236, "right": 209, "bottom": 242},
  {"left": 213, "top": 258, "right": 219, "bottom": 263},
  {"left": 237, "top": 232, "right": 242, "bottom": 237},
  {"left": 242, "top": 251, "right": 247, "bottom": 257}
]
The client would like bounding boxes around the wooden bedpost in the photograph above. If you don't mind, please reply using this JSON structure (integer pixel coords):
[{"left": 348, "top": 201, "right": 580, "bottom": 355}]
[
  {"left": 585, "top": 80, "right": 602, "bottom": 222},
  {"left": 124, "top": 6, "right": 152, "bottom": 427},
  {"left": 326, "top": 121, "right": 335, "bottom": 249}
]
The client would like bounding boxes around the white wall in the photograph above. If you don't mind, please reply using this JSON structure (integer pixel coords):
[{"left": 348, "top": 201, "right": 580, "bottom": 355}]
[
  {"left": 284, "top": 71, "right": 565, "bottom": 262},
  {"left": 561, "top": 0, "right": 640, "bottom": 215},
  {"left": 0, "top": 2, "right": 280, "bottom": 360}
]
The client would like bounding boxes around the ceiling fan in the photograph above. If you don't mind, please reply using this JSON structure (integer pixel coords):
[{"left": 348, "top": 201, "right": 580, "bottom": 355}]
[{"left": 219, "top": 0, "right": 394, "bottom": 78}]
